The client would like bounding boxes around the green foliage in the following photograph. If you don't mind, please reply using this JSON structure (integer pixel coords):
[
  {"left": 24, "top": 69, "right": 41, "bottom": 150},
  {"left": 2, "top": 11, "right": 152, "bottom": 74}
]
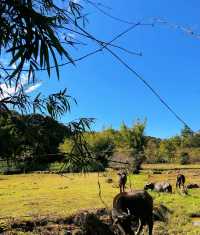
[
  {"left": 0, "top": 112, "right": 95, "bottom": 173},
  {"left": 144, "top": 138, "right": 160, "bottom": 163},
  {"left": 2, "top": 0, "right": 72, "bottom": 80},
  {"left": 0, "top": 1, "right": 96, "bottom": 174},
  {"left": 60, "top": 120, "right": 147, "bottom": 173},
  {"left": 180, "top": 152, "right": 190, "bottom": 165},
  {"left": 62, "top": 161, "right": 105, "bottom": 173},
  {"left": 181, "top": 125, "right": 194, "bottom": 148},
  {"left": 115, "top": 120, "right": 146, "bottom": 173},
  {"left": 118, "top": 122, "right": 131, "bottom": 149},
  {"left": 0, "top": 0, "right": 85, "bottom": 115},
  {"left": 144, "top": 129, "right": 200, "bottom": 164},
  {"left": 181, "top": 125, "right": 193, "bottom": 138},
  {"left": 158, "top": 140, "right": 176, "bottom": 163},
  {"left": 144, "top": 135, "right": 182, "bottom": 164},
  {"left": 59, "top": 120, "right": 200, "bottom": 171},
  {"left": 87, "top": 134, "right": 115, "bottom": 168},
  {"left": 130, "top": 120, "right": 146, "bottom": 173},
  {"left": 131, "top": 120, "right": 146, "bottom": 150},
  {"left": 0, "top": 112, "right": 68, "bottom": 171},
  {"left": 60, "top": 130, "right": 115, "bottom": 172}
]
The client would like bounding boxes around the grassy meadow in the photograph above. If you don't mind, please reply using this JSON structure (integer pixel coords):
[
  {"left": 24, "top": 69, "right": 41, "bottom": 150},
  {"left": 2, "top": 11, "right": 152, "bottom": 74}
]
[{"left": 0, "top": 164, "right": 200, "bottom": 234}]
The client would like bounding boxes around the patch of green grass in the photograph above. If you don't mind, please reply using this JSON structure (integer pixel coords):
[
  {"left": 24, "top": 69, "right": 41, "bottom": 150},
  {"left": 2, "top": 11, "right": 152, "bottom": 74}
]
[{"left": 0, "top": 168, "right": 200, "bottom": 234}]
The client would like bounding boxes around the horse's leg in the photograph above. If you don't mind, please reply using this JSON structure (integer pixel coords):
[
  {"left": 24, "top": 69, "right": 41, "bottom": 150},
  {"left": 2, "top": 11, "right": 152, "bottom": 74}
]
[
  {"left": 182, "top": 182, "right": 185, "bottom": 190},
  {"left": 119, "top": 185, "right": 122, "bottom": 193},
  {"left": 148, "top": 217, "right": 153, "bottom": 235},
  {"left": 135, "top": 219, "right": 143, "bottom": 235},
  {"left": 116, "top": 223, "right": 126, "bottom": 235}
]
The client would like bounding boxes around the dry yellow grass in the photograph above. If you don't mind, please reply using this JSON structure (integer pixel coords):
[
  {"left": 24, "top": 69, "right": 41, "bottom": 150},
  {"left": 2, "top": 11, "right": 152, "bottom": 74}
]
[
  {"left": 142, "top": 163, "right": 200, "bottom": 170},
  {"left": 0, "top": 165, "right": 200, "bottom": 234}
]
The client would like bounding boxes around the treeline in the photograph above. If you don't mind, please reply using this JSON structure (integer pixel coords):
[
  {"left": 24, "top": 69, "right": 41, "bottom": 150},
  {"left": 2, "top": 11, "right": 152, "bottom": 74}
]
[
  {"left": 60, "top": 122, "right": 200, "bottom": 172},
  {"left": 1, "top": 111, "right": 200, "bottom": 173},
  {"left": 60, "top": 121, "right": 146, "bottom": 173},
  {"left": 145, "top": 125, "right": 200, "bottom": 164}
]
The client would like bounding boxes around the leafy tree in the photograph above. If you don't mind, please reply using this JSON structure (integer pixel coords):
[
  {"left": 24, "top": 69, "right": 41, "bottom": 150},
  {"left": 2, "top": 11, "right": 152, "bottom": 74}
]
[
  {"left": 0, "top": 112, "right": 21, "bottom": 165},
  {"left": 158, "top": 140, "right": 176, "bottom": 163},
  {"left": 145, "top": 138, "right": 159, "bottom": 163},
  {"left": 106, "top": 120, "right": 146, "bottom": 173},
  {"left": 130, "top": 120, "right": 146, "bottom": 174},
  {"left": 60, "top": 130, "right": 115, "bottom": 171},
  {"left": 190, "top": 133, "right": 200, "bottom": 148},
  {"left": 180, "top": 152, "right": 190, "bottom": 165},
  {"left": 115, "top": 120, "right": 146, "bottom": 173},
  {"left": 0, "top": 112, "right": 71, "bottom": 170},
  {"left": 181, "top": 125, "right": 193, "bottom": 138},
  {"left": 21, "top": 114, "right": 68, "bottom": 158},
  {"left": 87, "top": 134, "right": 115, "bottom": 168},
  {"left": 169, "top": 135, "right": 182, "bottom": 148},
  {"left": 118, "top": 122, "right": 132, "bottom": 149},
  {"left": 181, "top": 125, "right": 193, "bottom": 147}
]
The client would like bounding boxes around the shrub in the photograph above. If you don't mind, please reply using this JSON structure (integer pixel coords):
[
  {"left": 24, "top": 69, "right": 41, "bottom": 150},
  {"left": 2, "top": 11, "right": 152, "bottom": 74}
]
[
  {"left": 63, "top": 161, "right": 105, "bottom": 173},
  {"left": 180, "top": 152, "right": 190, "bottom": 165}
]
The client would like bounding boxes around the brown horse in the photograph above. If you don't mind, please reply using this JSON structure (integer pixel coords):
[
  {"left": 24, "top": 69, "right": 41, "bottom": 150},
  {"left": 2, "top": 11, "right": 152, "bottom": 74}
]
[
  {"left": 112, "top": 190, "right": 153, "bottom": 235},
  {"left": 118, "top": 171, "right": 127, "bottom": 193},
  {"left": 176, "top": 174, "right": 185, "bottom": 190}
]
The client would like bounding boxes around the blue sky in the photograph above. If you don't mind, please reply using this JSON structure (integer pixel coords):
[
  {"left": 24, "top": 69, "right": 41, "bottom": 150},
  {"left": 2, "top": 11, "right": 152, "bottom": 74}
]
[{"left": 33, "top": 0, "right": 200, "bottom": 138}]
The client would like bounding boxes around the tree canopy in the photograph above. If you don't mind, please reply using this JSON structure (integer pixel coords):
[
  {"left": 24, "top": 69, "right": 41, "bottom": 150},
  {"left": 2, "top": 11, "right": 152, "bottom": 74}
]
[{"left": 0, "top": 112, "right": 69, "bottom": 170}]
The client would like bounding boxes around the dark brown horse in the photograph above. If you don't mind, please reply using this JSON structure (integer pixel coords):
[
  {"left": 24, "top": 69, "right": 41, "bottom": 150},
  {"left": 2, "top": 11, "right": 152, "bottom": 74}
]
[
  {"left": 118, "top": 171, "right": 127, "bottom": 193},
  {"left": 176, "top": 174, "right": 185, "bottom": 189},
  {"left": 112, "top": 190, "right": 153, "bottom": 235}
]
